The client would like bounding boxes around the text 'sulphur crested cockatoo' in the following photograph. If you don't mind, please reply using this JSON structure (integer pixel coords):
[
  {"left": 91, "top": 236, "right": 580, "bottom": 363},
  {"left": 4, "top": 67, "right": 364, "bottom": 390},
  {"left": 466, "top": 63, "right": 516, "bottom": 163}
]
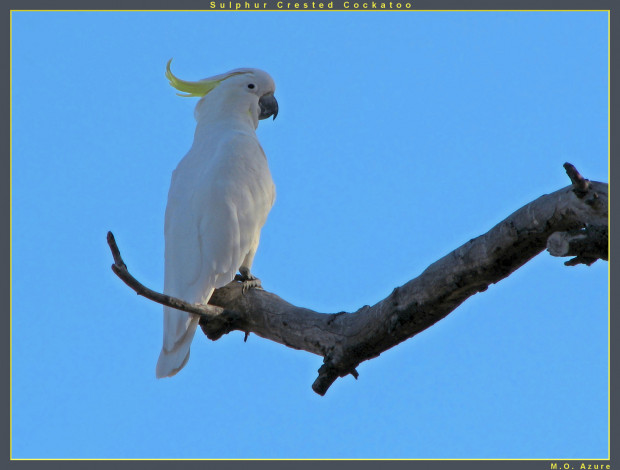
[{"left": 156, "top": 60, "right": 278, "bottom": 378}]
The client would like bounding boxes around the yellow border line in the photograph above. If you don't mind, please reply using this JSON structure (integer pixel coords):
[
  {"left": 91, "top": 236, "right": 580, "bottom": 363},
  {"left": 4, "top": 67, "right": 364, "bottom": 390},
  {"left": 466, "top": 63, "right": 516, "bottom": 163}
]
[
  {"left": 9, "top": 10, "right": 13, "bottom": 462},
  {"left": 8, "top": 9, "right": 613, "bottom": 12},
  {"left": 7, "top": 458, "right": 616, "bottom": 461},
  {"left": 8, "top": 9, "right": 611, "bottom": 462},
  {"left": 607, "top": 9, "right": 611, "bottom": 461}
]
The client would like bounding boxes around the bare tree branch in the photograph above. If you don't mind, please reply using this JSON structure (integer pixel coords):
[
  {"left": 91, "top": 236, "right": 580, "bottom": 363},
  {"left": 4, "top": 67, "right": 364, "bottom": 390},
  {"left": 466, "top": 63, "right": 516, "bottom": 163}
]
[{"left": 108, "top": 164, "right": 607, "bottom": 396}]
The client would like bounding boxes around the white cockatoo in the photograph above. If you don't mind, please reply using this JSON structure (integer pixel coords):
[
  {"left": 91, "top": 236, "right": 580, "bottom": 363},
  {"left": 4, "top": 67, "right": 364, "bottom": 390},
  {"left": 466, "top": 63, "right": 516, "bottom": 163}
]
[{"left": 156, "top": 60, "right": 278, "bottom": 378}]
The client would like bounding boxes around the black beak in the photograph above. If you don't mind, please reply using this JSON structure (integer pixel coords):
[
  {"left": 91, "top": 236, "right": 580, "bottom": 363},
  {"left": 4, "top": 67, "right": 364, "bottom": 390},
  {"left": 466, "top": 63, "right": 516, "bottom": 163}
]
[{"left": 258, "top": 93, "right": 279, "bottom": 120}]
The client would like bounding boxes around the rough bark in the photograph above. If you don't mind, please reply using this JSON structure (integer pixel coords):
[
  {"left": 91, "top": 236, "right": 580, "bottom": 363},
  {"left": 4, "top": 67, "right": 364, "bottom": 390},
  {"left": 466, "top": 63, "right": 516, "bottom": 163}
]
[
  {"left": 108, "top": 164, "right": 608, "bottom": 396},
  {"left": 547, "top": 225, "right": 608, "bottom": 266}
]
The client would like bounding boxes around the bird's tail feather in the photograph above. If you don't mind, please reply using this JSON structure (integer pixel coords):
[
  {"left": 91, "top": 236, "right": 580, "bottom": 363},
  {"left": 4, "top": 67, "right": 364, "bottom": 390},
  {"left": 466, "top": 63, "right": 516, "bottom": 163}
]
[{"left": 156, "top": 308, "right": 200, "bottom": 378}]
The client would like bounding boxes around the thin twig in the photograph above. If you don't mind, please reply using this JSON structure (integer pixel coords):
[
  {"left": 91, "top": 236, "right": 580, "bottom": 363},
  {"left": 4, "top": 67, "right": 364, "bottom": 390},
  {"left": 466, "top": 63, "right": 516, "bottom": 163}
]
[{"left": 106, "top": 231, "right": 222, "bottom": 318}]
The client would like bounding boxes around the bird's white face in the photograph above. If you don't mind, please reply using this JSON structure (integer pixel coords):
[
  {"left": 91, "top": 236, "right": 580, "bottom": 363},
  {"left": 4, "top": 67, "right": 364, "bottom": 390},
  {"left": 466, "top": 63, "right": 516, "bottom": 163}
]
[
  {"left": 216, "top": 70, "right": 279, "bottom": 122},
  {"left": 228, "top": 69, "right": 276, "bottom": 96}
]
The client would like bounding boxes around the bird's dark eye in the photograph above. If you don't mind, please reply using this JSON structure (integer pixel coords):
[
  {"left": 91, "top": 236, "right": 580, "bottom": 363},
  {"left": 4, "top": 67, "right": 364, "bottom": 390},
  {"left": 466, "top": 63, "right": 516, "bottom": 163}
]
[{"left": 247, "top": 84, "right": 255, "bottom": 89}]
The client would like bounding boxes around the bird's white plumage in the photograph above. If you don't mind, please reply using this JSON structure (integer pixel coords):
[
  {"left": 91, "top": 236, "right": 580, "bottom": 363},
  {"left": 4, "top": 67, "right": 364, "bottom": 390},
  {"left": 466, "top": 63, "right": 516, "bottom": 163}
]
[{"left": 156, "top": 66, "right": 277, "bottom": 378}]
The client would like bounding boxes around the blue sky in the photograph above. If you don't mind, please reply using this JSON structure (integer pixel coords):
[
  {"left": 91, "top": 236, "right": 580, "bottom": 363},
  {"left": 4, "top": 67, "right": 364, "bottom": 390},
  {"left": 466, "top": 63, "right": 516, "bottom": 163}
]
[{"left": 11, "top": 11, "right": 608, "bottom": 459}]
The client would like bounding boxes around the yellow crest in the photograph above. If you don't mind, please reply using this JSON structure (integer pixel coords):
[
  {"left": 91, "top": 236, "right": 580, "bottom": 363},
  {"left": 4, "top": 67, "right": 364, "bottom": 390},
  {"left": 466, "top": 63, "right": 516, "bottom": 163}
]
[{"left": 165, "top": 59, "right": 247, "bottom": 97}]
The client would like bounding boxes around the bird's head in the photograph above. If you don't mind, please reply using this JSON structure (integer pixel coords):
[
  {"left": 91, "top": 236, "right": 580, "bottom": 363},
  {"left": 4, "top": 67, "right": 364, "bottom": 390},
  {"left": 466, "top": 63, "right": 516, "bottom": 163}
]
[{"left": 166, "top": 59, "right": 278, "bottom": 126}]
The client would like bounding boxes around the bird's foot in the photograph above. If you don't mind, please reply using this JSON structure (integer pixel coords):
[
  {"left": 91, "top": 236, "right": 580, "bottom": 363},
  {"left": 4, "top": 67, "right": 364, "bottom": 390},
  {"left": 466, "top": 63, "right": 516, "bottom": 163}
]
[{"left": 235, "top": 267, "right": 262, "bottom": 293}]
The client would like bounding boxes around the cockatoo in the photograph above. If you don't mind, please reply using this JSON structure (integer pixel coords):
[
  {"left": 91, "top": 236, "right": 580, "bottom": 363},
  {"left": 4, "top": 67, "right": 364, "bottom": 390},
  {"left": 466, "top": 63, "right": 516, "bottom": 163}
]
[{"left": 156, "top": 60, "right": 278, "bottom": 378}]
